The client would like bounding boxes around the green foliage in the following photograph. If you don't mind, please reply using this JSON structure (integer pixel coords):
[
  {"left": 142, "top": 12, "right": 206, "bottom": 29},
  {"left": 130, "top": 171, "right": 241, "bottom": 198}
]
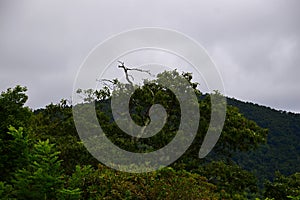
[
  {"left": 195, "top": 161, "right": 258, "bottom": 199},
  {"left": 0, "top": 86, "right": 32, "bottom": 181},
  {"left": 30, "top": 103, "right": 98, "bottom": 174},
  {"left": 12, "top": 139, "right": 63, "bottom": 199},
  {"left": 62, "top": 164, "right": 221, "bottom": 199},
  {"left": 173, "top": 94, "right": 268, "bottom": 172},
  {"left": 92, "top": 70, "right": 267, "bottom": 161},
  {"left": 0, "top": 181, "right": 14, "bottom": 200},
  {"left": 0, "top": 69, "right": 298, "bottom": 199},
  {"left": 0, "top": 85, "right": 31, "bottom": 134},
  {"left": 0, "top": 126, "right": 29, "bottom": 182},
  {"left": 229, "top": 98, "right": 300, "bottom": 184},
  {"left": 264, "top": 172, "right": 300, "bottom": 200},
  {"left": 73, "top": 70, "right": 268, "bottom": 198},
  {"left": 221, "top": 106, "right": 268, "bottom": 153},
  {"left": 58, "top": 188, "right": 82, "bottom": 200}
]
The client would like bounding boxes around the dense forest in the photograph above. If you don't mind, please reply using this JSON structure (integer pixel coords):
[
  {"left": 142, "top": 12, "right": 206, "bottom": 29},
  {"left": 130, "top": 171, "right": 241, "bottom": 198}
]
[
  {"left": 0, "top": 70, "right": 299, "bottom": 199},
  {"left": 228, "top": 98, "right": 300, "bottom": 186}
]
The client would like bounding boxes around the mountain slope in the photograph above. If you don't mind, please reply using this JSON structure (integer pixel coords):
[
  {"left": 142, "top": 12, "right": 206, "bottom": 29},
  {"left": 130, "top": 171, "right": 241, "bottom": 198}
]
[{"left": 227, "top": 98, "right": 300, "bottom": 183}]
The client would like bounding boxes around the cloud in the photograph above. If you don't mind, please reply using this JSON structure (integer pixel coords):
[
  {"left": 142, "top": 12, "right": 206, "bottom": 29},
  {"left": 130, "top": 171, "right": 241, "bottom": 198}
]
[{"left": 0, "top": 0, "right": 299, "bottom": 112}]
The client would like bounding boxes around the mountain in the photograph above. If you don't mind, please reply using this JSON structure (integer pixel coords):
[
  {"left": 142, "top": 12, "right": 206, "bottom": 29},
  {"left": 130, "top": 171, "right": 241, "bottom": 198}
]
[{"left": 227, "top": 97, "right": 300, "bottom": 184}]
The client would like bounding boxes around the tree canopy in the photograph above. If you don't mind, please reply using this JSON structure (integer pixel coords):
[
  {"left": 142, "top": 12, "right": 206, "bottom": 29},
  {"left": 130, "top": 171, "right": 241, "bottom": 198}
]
[{"left": 0, "top": 69, "right": 298, "bottom": 199}]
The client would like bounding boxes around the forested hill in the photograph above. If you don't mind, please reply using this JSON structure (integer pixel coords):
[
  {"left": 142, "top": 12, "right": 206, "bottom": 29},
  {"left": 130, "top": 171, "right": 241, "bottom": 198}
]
[
  {"left": 227, "top": 97, "right": 300, "bottom": 182},
  {"left": 1, "top": 81, "right": 299, "bottom": 199}
]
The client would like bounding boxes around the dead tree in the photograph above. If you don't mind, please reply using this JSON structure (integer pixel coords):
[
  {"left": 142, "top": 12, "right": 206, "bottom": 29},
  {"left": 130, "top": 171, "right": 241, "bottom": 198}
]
[
  {"left": 117, "top": 61, "right": 153, "bottom": 86},
  {"left": 97, "top": 61, "right": 156, "bottom": 144}
]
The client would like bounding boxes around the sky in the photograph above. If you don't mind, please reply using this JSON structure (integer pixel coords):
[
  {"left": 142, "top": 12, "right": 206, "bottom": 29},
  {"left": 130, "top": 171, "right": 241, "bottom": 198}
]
[{"left": 0, "top": 0, "right": 299, "bottom": 113}]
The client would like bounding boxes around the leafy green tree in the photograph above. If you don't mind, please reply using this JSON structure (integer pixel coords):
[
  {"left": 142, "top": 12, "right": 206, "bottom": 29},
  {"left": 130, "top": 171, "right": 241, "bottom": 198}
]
[
  {"left": 12, "top": 139, "right": 63, "bottom": 199},
  {"left": 0, "top": 85, "right": 32, "bottom": 133},
  {"left": 62, "top": 164, "right": 222, "bottom": 200},
  {"left": 90, "top": 70, "right": 267, "bottom": 157},
  {"left": 0, "top": 86, "right": 32, "bottom": 181},
  {"left": 0, "top": 126, "right": 30, "bottom": 182},
  {"left": 30, "top": 102, "right": 98, "bottom": 174},
  {"left": 217, "top": 105, "right": 268, "bottom": 158},
  {"left": 0, "top": 70, "right": 296, "bottom": 199},
  {"left": 90, "top": 69, "right": 268, "bottom": 198},
  {"left": 195, "top": 161, "right": 258, "bottom": 199},
  {"left": 264, "top": 172, "right": 300, "bottom": 200}
]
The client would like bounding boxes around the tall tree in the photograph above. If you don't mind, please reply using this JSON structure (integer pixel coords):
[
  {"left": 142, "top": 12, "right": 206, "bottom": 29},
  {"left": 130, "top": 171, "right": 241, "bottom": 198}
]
[{"left": 0, "top": 86, "right": 32, "bottom": 181}]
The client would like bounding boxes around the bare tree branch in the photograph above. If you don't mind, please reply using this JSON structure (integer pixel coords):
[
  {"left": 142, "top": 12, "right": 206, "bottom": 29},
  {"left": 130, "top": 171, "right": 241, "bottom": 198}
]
[
  {"left": 96, "top": 78, "right": 115, "bottom": 84},
  {"left": 118, "top": 61, "right": 133, "bottom": 85},
  {"left": 118, "top": 61, "right": 154, "bottom": 86},
  {"left": 96, "top": 79, "right": 116, "bottom": 90}
]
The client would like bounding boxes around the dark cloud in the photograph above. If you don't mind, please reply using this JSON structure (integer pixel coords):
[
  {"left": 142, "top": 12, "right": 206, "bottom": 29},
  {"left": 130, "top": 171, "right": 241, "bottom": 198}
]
[{"left": 0, "top": 0, "right": 299, "bottom": 112}]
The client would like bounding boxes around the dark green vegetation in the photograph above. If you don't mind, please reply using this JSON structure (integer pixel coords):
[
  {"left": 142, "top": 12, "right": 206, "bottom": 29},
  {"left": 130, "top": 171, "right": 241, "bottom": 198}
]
[
  {"left": 0, "top": 71, "right": 299, "bottom": 199},
  {"left": 228, "top": 98, "right": 300, "bottom": 185}
]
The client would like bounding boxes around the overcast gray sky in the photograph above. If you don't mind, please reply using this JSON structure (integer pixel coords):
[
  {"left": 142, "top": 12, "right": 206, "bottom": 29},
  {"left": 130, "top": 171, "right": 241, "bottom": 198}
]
[{"left": 0, "top": 0, "right": 299, "bottom": 113}]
